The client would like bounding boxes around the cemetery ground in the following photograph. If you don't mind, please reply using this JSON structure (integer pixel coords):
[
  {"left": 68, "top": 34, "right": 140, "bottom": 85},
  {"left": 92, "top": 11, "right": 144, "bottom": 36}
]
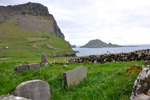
[{"left": 0, "top": 57, "right": 146, "bottom": 100}]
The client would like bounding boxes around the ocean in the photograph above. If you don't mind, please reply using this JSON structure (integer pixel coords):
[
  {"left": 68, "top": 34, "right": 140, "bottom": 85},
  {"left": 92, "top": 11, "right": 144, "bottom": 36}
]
[{"left": 72, "top": 45, "right": 150, "bottom": 57}]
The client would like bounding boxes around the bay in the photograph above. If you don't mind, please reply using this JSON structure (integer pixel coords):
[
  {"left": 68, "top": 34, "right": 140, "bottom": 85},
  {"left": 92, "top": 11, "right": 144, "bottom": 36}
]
[{"left": 72, "top": 45, "right": 150, "bottom": 57}]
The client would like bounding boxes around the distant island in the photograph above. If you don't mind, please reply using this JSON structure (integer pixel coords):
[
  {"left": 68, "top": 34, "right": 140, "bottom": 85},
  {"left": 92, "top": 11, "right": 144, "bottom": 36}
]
[{"left": 81, "top": 39, "right": 121, "bottom": 48}]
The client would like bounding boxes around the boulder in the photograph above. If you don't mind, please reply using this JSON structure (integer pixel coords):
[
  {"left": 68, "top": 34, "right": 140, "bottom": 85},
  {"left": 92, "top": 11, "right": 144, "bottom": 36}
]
[
  {"left": 125, "top": 65, "right": 142, "bottom": 75},
  {"left": 14, "top": 64, "right": 28, "bottom": 74},
  {"left": 130, "top": 65, "right": 150, "bottom": 100},
  {"left": 147, "top": 89, "right": 150, "bottom": 96},
  {"left": 42, "top": 52, "right": 48, "bottom": 66},
  {"left": 133, "top": 94, "right": 150, "bottom": 100},
  {"left": 14, "top": 80, "right": 51, "bottom": 100},
  {"left": 28, "top": 63, "right": 40, "bottom": 70},
  {"left": 63, "top": 66, "right": 87, "bottom": 87}
]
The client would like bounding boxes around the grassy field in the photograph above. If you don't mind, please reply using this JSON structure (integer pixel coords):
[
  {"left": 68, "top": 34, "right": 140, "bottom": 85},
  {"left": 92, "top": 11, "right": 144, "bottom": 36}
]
[
  {"left": 0, "top": 20, "right": 74, "bottom": 59},
  {"left": 0, "top": 59, "right": 146, "bottom": 100}
]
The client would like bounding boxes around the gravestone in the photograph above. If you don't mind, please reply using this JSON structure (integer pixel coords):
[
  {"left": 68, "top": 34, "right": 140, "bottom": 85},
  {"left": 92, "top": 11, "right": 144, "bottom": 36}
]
[
  {"left": 14, "top": 80, "right": 51, "bottom": 100},
  {"left": 0, "top": 95, "right": 31, "bottom": 100},
  {"left": 63, "top": 65, "right": 87, "bottom": 87},
  {"left": 42, "top": 52, "right": 48, "bottom": 65},
  {"left": 130, "top": 65, "right": 150, "bottom": 100},
  {"left": 14, "top": 64, "right": 28, "bottom": 74},
  {"left": 28, "top": 63, "right": 40, "bottom": 70}
]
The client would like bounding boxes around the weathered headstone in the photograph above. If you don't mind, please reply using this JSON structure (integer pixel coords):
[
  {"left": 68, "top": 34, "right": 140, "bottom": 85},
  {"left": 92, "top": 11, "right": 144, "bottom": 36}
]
[
  {"left": 14, "top": 64, "right": 28, "bottom": 74},
  {"left": 0, "top": 95, "right": 31, "bottom": 100},
  {"left": 130, "top": 65, "right": 150, "bottom": 100},
  {"left": 42, "top": 52, "right": 48, "bottom": 66},
  {"left": 63, "top": 66, "right": 87, "bottom": 87},
  {"left": 28, "top": 63, "right": 40, "bottom": 70},
  {"left": 14, "top": 80, "right": 51, "bottom": 100}
]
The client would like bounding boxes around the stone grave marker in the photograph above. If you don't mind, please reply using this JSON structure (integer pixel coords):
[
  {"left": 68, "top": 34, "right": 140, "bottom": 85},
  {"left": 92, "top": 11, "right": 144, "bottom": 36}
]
[
  {"left": 14, "top": 64, "right": 28, "bottom": 74},
  {"left": 42, "top": 52, "right": 48, "bottom": 65},
  {"left": 63, "top": 65, "right": 87, "bottom": 87},
  {"left": 14, "top": 80, "right": 51, "bottom": 100},
  {"left": 28, "top": 63, "right": 40, "bottom": 70}
]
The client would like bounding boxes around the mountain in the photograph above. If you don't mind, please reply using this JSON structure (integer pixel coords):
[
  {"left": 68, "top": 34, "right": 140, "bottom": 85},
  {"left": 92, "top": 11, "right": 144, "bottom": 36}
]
[
  {"left": 0, "top": 2, "right": 75, "bottom": 58},
  {"left": 81, "top": 39, "right": 120, "bottom": 48}
]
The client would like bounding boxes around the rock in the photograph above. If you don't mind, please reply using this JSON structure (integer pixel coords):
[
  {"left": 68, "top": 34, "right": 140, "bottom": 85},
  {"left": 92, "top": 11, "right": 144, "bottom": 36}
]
[
  {"left": 130, "top": 65, "right": 150, "bottom": 100},
  {"left": 132, "top": 94, "right": 150, "bottom": 100},
  {"left": 146, "top": 60, "right": 150, "bottom": 65},
  {"left": 0, "top": 95, "right": 31, "bottom": 100},
  {"left": 28, "top": 63, "right": 40, "bottom": 70},
  {"left": 125, "top": 65, "right": 142, "bottom": 75},
  {"left": 63, "top": 66, "right": 87, "bottom": 87},
  {"left": 14, "top": 64, "right": 28, "bottom": 74},
  {"left": 14, "top": 80, "right": 51, "bottom": 100},
  {"left": 42, "top": 52, "right": 48, "bottom": 66},
  {"left": 147, "top": 89, "right": 150, "bottom": 96}
]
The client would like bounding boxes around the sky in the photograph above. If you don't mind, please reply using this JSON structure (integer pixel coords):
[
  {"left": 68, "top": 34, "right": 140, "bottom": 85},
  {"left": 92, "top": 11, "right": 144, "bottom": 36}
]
[{"left": 1, "top": 0, "right": 150, "bottom": 46}]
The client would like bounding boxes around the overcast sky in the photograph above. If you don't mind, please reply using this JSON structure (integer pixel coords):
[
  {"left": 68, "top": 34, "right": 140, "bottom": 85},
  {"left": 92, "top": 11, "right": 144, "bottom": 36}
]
[{"left": 1, "top": 0, "right": 150, "bottom": 46}]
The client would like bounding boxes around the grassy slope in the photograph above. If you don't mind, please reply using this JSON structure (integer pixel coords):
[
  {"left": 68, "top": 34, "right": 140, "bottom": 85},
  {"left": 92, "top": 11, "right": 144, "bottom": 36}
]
[
  {"left": 0, "top": 20, "right": 74, "bottom": 59},
  {"left": 0, "top": 60, "right": 146, "bottom": 100}
]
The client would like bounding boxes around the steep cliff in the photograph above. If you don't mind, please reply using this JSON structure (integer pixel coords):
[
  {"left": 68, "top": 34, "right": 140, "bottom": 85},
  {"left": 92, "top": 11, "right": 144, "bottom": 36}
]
[
  {"left": 0, "top": 2, "right": 64, "bottom": 39},
  {"left": 0, "top": 2, "right": 75, "bottom": 58}
]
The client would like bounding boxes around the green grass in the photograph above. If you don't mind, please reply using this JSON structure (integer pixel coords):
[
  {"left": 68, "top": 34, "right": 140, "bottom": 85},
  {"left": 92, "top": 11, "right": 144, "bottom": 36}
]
[
  {"left": 0, "top": 60, "right": 146, "bottom": 100},
  {"left": 0, "top": 20, "right": 74, "bottom": 59}
]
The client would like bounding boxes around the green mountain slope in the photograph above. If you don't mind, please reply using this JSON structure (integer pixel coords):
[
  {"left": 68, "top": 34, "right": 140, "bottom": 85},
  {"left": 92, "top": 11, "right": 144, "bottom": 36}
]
[
  {"left": 81, "top": 39, "right": 120, "bottom": 48},
  {"left": 0, "top": 19, "right": 74, "bottom": 58}
]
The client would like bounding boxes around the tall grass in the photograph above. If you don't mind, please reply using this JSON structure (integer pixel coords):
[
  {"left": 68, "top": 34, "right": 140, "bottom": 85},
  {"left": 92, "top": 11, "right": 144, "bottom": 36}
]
[{"left": 0, "top": 60, "right": 145, "bottom": 100}]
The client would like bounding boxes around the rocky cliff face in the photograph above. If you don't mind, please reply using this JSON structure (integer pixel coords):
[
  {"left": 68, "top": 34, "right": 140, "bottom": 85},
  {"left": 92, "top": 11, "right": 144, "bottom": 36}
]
[{"left": 0, "top": 2, "right": 64, "bottom": 39}]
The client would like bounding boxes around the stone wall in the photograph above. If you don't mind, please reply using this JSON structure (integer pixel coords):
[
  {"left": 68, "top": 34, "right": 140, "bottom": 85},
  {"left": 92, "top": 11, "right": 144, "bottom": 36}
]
[{"left": 68, "top": 49, "right": 150, "bottom": 64}]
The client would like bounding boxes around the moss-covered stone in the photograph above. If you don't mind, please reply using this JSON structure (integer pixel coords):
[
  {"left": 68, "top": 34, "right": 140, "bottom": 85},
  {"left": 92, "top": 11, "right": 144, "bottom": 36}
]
[{"left": 125, "top": 65, "right": 142, "bottom": 75}]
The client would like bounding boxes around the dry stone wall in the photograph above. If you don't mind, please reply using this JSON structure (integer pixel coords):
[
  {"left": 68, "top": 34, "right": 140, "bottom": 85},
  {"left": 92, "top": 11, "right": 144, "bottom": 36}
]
[{"left": 68, "top": 49, "right": 150, "bottom": 64}]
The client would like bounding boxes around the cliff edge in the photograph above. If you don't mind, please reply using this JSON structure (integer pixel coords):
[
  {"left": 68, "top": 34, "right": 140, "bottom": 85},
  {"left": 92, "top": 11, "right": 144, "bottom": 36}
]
[{"left": 0, "top": 2, "right": 64, "bottom": 39}]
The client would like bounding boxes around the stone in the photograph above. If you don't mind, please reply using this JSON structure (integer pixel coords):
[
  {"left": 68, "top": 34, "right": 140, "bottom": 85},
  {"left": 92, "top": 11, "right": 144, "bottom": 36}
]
[
  {"left": 130, "top": 65, "right": 150, "bottom": 100},
  {"left": 14, "top": 80, "right": 51, "bottom": 100},
  {"left": 28, "top": 63, "right": 40, "bottom": 70},
  {"left": 146, "top": 60, "right": 150, "bottom": 65},
  {"left": 63, "top": 66, "right": 87, "bottom": 87},
  {"left": 133, "top": 94, "right": 150, "bottom": 100},
  {"left": 14, "top": 64, "right": 28, "bottom": 74},
  {"left": 125, "top": 65, "right": 142, "bottom": 75},
  {"left": 147, "top": 89, "right": 150, "bottom": 96},
  {"left": 42, "top": 52, "right": 48, "bottom": 66},
  {"left": 0, "top": 95, "right": 31, "bottom": 100}
]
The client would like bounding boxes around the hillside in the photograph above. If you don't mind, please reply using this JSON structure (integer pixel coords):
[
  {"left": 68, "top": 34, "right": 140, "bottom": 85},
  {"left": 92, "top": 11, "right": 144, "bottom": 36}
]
[
  {"left": 81, "top": 39, "right": 120, "bottom": 48},
  {"left": 0, "top": 2, "right": 75, "bottom": 58}
]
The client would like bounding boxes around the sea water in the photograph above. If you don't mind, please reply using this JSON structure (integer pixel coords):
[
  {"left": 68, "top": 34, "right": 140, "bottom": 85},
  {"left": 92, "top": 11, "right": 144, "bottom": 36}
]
[{"left": 72, "top": 45, "right": 150, "bottom": 57}]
